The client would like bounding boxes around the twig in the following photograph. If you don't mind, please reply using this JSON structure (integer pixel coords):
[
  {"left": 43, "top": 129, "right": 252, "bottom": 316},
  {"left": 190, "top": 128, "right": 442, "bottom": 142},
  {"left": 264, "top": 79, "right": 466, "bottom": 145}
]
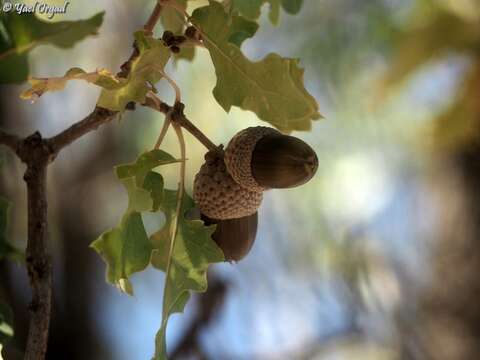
[
  {"left": 159, "top": 68, "right": 181, "bottom": 103},
  {"left": 154, "top": 117, "right": 171, "bottom": 149},
  {"left": 174, "top": 111, "right": 220, "bottom": 153},
  {"left": 1, "top": 3, "right": 166, "bottom": 358},
  {"left": 155, "top": 123, "right": 186, "bottom": 359},
  {"left": 144, "top": 95, "right": 220, "bottom": 153},
  {"left": 47, "top": 107, "right": 117, "bottom": 156},
  {"left": 144, "top": 1, "right": 163, "bottom": 35}
]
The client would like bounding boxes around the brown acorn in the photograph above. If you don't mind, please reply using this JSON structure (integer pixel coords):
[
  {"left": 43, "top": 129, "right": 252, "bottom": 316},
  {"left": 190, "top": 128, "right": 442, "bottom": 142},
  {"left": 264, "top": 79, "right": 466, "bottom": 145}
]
[
  {"left": 193, "top": 149, "right": 263, "bottom": 220},
  {"left": 251, "top": 132, "right": 318, "bottom": 188},
  {"left": 202, "top": 212, "right": 258, "bottom": 262},
  {"left": 224, "top": 126, "right": 318, "bottom": 190}
]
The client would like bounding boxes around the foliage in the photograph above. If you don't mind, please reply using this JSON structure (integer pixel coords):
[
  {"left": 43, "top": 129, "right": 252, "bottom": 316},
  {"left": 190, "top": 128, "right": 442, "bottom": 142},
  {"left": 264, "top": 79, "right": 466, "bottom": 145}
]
[
  {"left": 97, "top": 31, "right": 172, "bottom": 111},
  {"left": 150, "top": 190, "right": 224, "bottom": 359},
  {"left": 0, "top": 11, "right": 104, "bottom": 83},
  {"left": 21, "top": 31, "right": 172, "bottom": 111},
  {"left": 226, "top": 0, "right": 304, "bottom": 24},
  {"left": 91, "top": 149, "right": 180, "bottom": 294},
  {"left": 21, "top": 1, "right": 319, "bottom": 133},
  {"left": 192, "top": 1, "right": 320, "bottom": 132},
  {"left": 91, "top": 149, "right": 224, "bottom": 359},
  {"left": 2, "top": 0, "right": 317, "bottom": 358}
]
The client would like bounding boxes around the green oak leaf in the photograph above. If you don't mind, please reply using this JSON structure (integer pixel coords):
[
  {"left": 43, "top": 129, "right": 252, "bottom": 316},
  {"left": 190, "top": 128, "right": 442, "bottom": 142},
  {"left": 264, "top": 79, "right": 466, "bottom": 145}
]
[
  {"left": 161, "top": 0, "right": 188, "bottom": 34},
  {"left": 0, "top": 301, "right": 13, "bottom": 353},
  {"left": 228, "top": 0, "right": 303, "bottom": 24},
  {"left": 160, "top": 0, "right": 196, "bottom": 62},
  {"left": 192, "top": 1, "right": 320, "bottom": 132},
  {"left": 91, "top": 150, "right": 178, "bottom": 295},
  {"left": 97, "top": 31, "right": 171, "bottom": 111},
  {"left": 0, "top": 197, "right": 22, "bottom": 263},
  {"left": 150, "top": 189, "right": 224, "bottom": 360},
  {"left": 175, "top": 45, "right": 195, "bottom": 62},
  {"left": 0, "top": 11, "right": 104, "bottom": 83}
]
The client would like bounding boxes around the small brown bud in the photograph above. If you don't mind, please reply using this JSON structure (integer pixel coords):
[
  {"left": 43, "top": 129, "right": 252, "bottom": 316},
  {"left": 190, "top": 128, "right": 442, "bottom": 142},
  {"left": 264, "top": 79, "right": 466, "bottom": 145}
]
[
  {"left": 185, "top": 26, "right": 198, "bottom": 39},
  {"left": 162, "top": 30, "right": 174, "bottom": 46}
]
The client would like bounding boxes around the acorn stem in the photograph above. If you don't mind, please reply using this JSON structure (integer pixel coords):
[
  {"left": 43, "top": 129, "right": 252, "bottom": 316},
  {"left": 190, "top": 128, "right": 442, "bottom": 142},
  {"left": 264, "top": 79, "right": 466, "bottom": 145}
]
[{"left": 144, "top": 94, "right": 221, "bottom": 153}]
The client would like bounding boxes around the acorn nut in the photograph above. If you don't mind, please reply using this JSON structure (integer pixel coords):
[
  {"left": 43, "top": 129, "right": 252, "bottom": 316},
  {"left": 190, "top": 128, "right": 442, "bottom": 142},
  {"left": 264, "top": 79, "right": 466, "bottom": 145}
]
[
  {"left": 202, "top": 212, "right": 258, "bottom": 262},
  {"left": 193, "top": 150, "right": 263, "bottom": 220},
  {"left": 224, "top": 126, "right": 318, "bottom": 190}
]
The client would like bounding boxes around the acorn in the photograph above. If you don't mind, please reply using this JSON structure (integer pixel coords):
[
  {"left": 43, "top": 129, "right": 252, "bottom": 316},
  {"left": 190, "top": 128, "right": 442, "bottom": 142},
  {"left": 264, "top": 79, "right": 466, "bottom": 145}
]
[
  {"left": 202, "top": 212, "right": 258, "bottom": 262},
  {"left": 193, "top": 149, "right": 263, "bottom": 220},
  {"left": 224, "top": 126, "right": 318, "bottom": 190}
]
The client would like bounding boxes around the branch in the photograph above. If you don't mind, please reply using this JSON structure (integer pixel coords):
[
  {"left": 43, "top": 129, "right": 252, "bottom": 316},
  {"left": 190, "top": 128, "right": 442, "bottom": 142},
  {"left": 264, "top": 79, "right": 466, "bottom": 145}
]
[
  {"left": 47, "top": 2, "right": 165, "bottom": 156},
  {"left": 21, "top": 134, "right": 52, "bottom": 360},
  {"left": 144, "top": 1, "right": 163, "bottom": 35},
  {"left": 0, "top": 129, "right": 20, "bottom": 153},
  {"left": 144, "top": 96, "right": 221, "bottom": 153},
  {"left": 8, "top": 3, "right": 166, "bottom": 358},
  {"left": 47, "top": 107, "right": 117, "bottom": 155}
]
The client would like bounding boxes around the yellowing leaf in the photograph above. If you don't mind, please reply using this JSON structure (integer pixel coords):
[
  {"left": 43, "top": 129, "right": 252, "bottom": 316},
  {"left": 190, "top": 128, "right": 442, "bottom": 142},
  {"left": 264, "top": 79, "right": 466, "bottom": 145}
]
[
  {"left": 20, "top": 31, "right": 171, "bottom": 111},
  {"left": 97, "top": 31, "right": 171, "bottom": 111},
  {"left": 192, "top": 1, "right": 320, "bottom": 132},
  {"left": 20, "top": 67, "right": 120, "bottom": 101}
]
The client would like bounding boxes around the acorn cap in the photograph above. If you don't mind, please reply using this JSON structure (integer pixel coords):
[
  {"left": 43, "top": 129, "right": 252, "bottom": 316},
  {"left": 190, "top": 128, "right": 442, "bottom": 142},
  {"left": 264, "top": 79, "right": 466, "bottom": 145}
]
[
  {"left": 193, "top": 150, "right": 263, "bottom": 220},
  {"left": 224, "top": 126, "right": 280, "bottom": 192},
  {"left": 202, "top": 212, "right": 258, "bottom": 262},
  {"left": 251, "top": 133, "right": 318, "bottom": 188}
]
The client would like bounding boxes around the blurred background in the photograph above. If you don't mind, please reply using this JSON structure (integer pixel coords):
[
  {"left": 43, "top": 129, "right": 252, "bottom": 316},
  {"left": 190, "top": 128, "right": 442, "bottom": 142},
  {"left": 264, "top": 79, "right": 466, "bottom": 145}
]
[{"left": 1, "top": 0, "right": 480, "bottom": 359}]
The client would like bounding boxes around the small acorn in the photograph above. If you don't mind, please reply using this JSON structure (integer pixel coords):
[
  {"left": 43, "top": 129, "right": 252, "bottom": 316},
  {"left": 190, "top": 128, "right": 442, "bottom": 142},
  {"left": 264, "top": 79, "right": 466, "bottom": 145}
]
[
  {"left": 224, "top": 126, "right": 318, "bottom": 190},
  {"left": 202, "top": 212, "right": 258, "bottom": 262},
  {"left": 193, "top": 149, "right": 263, "bottom": 220}
]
